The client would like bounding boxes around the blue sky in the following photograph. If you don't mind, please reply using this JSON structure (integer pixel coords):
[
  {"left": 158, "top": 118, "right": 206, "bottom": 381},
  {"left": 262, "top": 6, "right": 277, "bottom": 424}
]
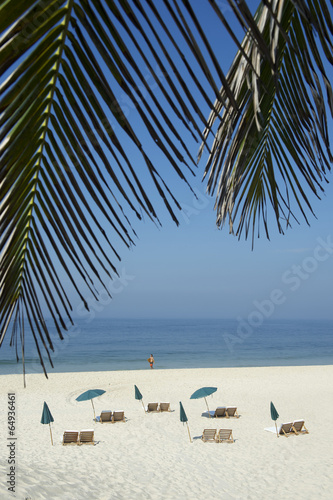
[{"left": 63, "top": 1, "right": 333, "bottom": 322}]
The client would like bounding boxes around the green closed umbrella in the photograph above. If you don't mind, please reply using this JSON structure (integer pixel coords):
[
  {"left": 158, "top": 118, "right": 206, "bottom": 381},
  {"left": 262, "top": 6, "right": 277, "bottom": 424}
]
[
  {"left": 41, "top": 401, "right": 54, "bottom": 445},
  {"left": 180, "top": 401, "right": 192, "bottom": 442},
  {"left": 134, "top": 385, "right": 145, "bottom": 412},
  {"left": 270, "top": 402, "right": 280, "bottom": 437},
  {"left": 190, "top": 387, "right": 217, "bottom": 417},
  {"left": 76, "top": 389, "right": 106, "bottom": 421}
]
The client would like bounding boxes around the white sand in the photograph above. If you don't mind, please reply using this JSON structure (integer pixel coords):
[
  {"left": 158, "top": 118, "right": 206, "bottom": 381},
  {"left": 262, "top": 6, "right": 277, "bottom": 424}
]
[{"left": 0, "top": 365, "right": 332, "bottom": 500}]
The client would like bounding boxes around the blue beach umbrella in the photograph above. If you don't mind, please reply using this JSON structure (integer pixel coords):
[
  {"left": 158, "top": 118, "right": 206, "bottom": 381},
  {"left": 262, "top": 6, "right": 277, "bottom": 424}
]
[
  {"left": 41, "top": 401, "right": 54, "bottom": 445},
  {"left": 134, "top": 385, "right": 146, "bottom": 412},
  {"left": 270, "top": 402, "right": 280, "bottom": 437},
  {"left": 180, "top": 401, "right": 192, "bottom": 442},
  {"left": 76, "top": 389, "right": 106, "bottom": 421},
  {"left": 190, "top": 387, "right": 217, "bottom": 416}
]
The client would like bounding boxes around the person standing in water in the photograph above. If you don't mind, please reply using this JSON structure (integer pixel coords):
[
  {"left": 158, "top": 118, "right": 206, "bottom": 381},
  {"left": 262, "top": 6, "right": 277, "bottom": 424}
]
[{"left": 147, "top": 354, "right": 154, "bottom": 369}]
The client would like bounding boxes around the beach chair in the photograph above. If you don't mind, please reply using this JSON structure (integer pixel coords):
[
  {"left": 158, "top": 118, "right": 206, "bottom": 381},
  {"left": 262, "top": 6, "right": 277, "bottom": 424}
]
[
  {"left": 147, "top": 403, "right": 159, "bottom": 412},
  {"left": 62, "top": 430, "right": 79, "bottom": 445},
  {"left": 291, "top": 420, "right": 309, "bottom": 435},
  {"left": 112, "top": 410, "right": 125, "bottom": 423},
  {"left": 226, "top": 406, "right": 239, "bottom": 418},
  {"left": 278, "top": 422, "right": 294, "bottom": 437},
  {"left": 216, "top": 429, "right": 234, "bottom": 443},
  {"left": 160, "top": 402, "right": 171, "bottom": 412},
  {"left": 79, "top": 429, "right": 95, "bottom": 445},
  {"left": 213, "top": 407, "right": 227, "bottom": 418},
  {"left": 202, "top": 429, "right": 217, "bottom": 442},
  {"left": 99, "top": 411, "right": 112, "bottom": 423}
]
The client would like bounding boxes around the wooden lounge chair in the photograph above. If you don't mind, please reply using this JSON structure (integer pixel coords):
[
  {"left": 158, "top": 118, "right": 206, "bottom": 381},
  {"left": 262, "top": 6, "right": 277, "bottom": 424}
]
[
  {"left": 213, "top": 407, "right": 227, "bottom": 418},
  {"left": 147, "top": 403, "right": 159, "bottom": 412},
  {"left": 226, "top": 406, "right": 239, "bottom": 418},
  {"left": 278, "top": 422, "right": 294, "bottom": 437},
  {"left": 202, "top": 429, "right": 217, "bottom": 442},
  {"left": 112, "top": 410, "right": 125, "bottom": 423},
  {"left": 216, "top": 429, "right": 234, "bottom": 443},
  {"left": 99, "top": 411, "right": 112, "bottom": 423},
  {"left": 160, "top": 402, "right": 171, "bottom": 412},
  {"left": 291, "top": 420, "right": 309, "bottom": 435},
  {"left": 79, "top": 429, "right": 95, "bottom": 445},
  {"left": 62, "top": 430, "right": 79, "bottom": 445}
]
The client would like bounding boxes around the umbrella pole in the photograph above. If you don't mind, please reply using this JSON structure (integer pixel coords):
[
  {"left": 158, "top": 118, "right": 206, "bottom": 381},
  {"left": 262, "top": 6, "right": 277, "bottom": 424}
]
[
  {"left": 275, "top": 421, "right": 279, "bottom": 438},
  {"left": 141, "top": 400, "right": 146, "bottom": 413},
  {"left": 204, "top": 397, "right": 211, "bottom": 417},
  {"left": 186, "top": 422, "right": 192, "bottom": 443},
  {"left": 49, "top": 424, "right": 53, "bottom": 446},
  {"left": 91, "top": 399, "right": 96, "bottom": 421}
]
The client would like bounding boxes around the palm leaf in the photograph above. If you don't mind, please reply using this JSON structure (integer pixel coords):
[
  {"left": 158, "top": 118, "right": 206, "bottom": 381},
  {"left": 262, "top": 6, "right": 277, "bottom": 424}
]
[
  {"left": 200, "top": 0, "right": 333, "bottom": 245},
  {"left": 1, "top": 0, "right": 240, "bottom": 377}
]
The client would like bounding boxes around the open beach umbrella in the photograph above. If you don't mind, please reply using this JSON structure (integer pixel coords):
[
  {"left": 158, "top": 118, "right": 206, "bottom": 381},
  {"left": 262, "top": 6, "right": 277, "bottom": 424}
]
[
  {"left": 190, "top": 387, "right": 217, "bottom": 417},
  {"left": 76, "top": 389, "right": 106, "bottom": 421},
  {"left": 41, "top": 401, "right": 54, "bottom": 445},
  {"left": 134, "top": 385, "right": 146, "bottom": 412},
  {"left": 270, "top": 402, "right": 280, "bottom": 437},
  {"left": 180, "top": 401, "right": 192, "bottom": 443}
]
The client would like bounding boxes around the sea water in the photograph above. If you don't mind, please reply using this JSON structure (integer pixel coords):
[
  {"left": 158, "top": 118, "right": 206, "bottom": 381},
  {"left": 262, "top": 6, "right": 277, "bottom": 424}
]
[{"left": 0, "top": 318, "right": 332, "bottom": 375}]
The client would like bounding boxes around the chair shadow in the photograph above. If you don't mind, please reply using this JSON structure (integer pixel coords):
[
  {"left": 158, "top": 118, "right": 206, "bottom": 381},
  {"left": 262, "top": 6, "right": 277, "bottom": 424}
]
[
  {"left": 193, "top": 435, "right": 238, "bottom": 443},
  {"left": 201, "top": 412, "right": 215, "bottom": 419},
  {"left": 201, "top": 411, "right": 241, "bottom": 419}
]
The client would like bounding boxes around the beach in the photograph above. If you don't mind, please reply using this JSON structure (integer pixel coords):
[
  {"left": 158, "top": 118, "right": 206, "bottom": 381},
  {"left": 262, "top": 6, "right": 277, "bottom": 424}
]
[{"left": 1, "top": 365, "right": 332, "bottom": 499}]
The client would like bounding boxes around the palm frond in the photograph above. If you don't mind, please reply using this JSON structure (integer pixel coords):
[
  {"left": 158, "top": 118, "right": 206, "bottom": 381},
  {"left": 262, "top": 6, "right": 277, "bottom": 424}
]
[
  {"left": 200, "top": 0, "right": 333, "bottom": 244},
  {"left": 0, "top": 0, "right": 244, "bottom": 377}
]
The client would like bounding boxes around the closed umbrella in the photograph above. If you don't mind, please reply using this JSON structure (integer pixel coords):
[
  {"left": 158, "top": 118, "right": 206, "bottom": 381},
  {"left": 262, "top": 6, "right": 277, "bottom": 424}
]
[
  {"left": 190, "top": 387, "right": 217, "bottom": 417},
  {"left": 76, "top": 389, "right": 106, "bottom": 421},
  {"left": 134, "top": 385, "right": 146, "bottom": 412},
  {"left": 41, "top": 401, "right": 54, "bottom": 445},
  {"left": 180, "top": 401, "right": 192, "bottom": 442},
  {"left": 270, "top": 401, "right": 280, "bottom": 437}
]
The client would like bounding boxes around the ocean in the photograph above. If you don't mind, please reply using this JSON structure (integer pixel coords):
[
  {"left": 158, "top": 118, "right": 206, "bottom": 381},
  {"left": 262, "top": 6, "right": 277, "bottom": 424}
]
[{"left": 0, "top": 318, "right": 332, "bottom": 375}]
